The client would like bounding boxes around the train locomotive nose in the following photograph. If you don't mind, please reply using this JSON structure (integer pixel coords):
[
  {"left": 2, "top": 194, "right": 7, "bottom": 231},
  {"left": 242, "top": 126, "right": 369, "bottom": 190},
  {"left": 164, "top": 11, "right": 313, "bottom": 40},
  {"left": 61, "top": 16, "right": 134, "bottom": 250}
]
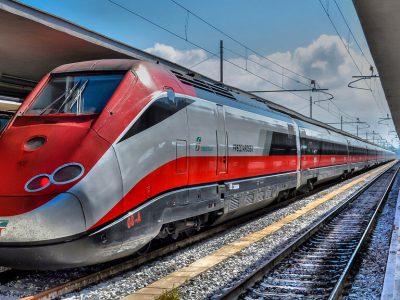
[
  {"left": 0, "top": 192, "right": 88, "bottom": 269},
  {"left": 0, "top": 116, "right": 112, "bottom": 269}
]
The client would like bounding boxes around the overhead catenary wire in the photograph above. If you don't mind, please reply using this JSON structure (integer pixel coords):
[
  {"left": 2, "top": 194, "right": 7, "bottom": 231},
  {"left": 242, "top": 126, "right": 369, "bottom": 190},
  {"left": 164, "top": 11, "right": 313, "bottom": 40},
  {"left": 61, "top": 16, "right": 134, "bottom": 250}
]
[
  {"left": 108, "top": 0, "right": 381, "bottom": 140},
  {"left": 318, "top": 1, "right": 391, "bottom": 142},
  {"left": 189, "top": 53, "right": 218, "bottom": 68},
  {"left": 334, "top": 3, "right": 388, "bottom": 122},
  {"left": 168, "top": 0, "right": 374, "bottom": 130},
  {"left": 167, "top": 0, "right": 363, "bottom": 123},
  {"left": 318, "top": 0, "right": 363, "bottom": 75},
  {"left": 107, "top": 0, "right": 312, "bottom": 102},
  {"left": 318, "top": 0, "right": 385, "bottom": 115},
  {"left": 223, "top": 47, "right": 311, "bottom": 89},
  {"left": 332, "top": 0, "right": 372, "bottom": 67},
  {"left": 169, "top": 0, "right": 314, "bottom": 85},
  {"left": 222, "top": 57, "right": 310, "bottom": 101}
]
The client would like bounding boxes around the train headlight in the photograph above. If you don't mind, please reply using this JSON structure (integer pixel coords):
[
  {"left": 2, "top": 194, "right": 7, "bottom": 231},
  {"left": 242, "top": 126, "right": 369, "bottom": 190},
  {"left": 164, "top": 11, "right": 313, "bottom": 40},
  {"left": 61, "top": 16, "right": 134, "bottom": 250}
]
[
  {"left": 25, "top": 163, "right": 84, "bottom": 192},
  {"left": 53, "top": 163, "right": 84, "bottom": 184},
  {"left": 25, "top": 175, "right": 51, "bottom": 192}
]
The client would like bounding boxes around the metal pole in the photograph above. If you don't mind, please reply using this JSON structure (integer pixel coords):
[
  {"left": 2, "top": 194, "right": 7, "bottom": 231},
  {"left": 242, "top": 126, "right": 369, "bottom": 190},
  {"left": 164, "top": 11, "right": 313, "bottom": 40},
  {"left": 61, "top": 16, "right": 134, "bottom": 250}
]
[
  {"left": 220, "top": 40, "right": 223, "bottom": 83},
  {"left": 340, "top": 116, "right": 343, "bottom": 131},
  {"left": 373, "top": 130, "right": 375, "bottom": 144},
  {"left": 356, "top": 124, "right": 359, "bottom": 137},
  {"left": 310, "top": 96, "right": 312, "bottom": 119}
]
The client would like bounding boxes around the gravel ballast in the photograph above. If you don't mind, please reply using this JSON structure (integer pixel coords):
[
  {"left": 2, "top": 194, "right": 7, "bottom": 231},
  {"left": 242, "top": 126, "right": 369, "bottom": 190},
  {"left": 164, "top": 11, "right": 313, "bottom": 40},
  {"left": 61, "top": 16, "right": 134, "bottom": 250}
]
[{"left": 342, "top": 172, "right": 400, "bottom": 299}]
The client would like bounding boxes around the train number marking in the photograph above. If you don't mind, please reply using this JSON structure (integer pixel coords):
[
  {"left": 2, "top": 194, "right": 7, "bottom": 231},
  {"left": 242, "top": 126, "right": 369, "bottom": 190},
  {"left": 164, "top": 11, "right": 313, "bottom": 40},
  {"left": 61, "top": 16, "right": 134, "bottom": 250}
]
[{"left": 127, "top": 212, "right": 142, "bottom": 229}]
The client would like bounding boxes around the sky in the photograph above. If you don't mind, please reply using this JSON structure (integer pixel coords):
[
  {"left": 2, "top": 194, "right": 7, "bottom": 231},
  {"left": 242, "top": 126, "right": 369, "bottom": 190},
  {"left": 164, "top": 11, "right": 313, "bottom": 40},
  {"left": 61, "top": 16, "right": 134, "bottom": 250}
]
[{"left": 19, "top": 0, "right": 398, "bottom": 148}]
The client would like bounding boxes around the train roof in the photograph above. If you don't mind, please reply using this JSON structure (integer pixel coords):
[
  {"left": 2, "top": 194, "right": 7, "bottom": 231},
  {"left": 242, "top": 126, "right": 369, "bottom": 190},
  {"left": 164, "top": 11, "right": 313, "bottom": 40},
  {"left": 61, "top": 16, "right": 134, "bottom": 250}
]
[
  {"left": 51, "top": 59, "right": 137, "bottom": 74},
  {"left": 50, "top": 58, "right": 391, "bottom": 152},
  {"left": 168, "top": 69, "right": 388, "bottom": 150}
]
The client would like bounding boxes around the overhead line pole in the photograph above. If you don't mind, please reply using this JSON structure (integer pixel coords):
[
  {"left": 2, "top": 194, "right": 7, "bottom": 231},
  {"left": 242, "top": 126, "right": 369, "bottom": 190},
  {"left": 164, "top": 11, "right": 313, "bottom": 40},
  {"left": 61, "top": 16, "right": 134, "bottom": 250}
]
[
  {"left": 220, "top": 40, "right": 223, "bottom": 83},
  {"left": 365, "top": 131, "right": 378, "bottom": 144}
]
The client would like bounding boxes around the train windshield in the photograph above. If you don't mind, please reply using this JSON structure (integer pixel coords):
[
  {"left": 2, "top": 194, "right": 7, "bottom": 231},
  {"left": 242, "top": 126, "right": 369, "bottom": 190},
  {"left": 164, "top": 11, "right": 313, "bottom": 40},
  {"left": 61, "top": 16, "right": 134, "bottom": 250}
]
[
  {"left": 0, "top": 113, "right": 12, "bottom": 133},
  {"left": 25, "top": 73, "right": 124, "bottom": 115}
]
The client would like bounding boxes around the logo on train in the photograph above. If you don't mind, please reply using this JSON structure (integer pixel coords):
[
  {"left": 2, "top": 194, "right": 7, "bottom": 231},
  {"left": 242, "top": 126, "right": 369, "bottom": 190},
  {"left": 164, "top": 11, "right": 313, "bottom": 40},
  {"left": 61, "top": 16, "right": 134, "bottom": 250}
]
[
  {"left": 0, "top": 220, "right": 8, "bottom": 236},
  {"left": 195, "top": 136, "right": 202, "bottom": 152},
  {"left": 195, "top": 136, "right": 213, "bottom": 152}
]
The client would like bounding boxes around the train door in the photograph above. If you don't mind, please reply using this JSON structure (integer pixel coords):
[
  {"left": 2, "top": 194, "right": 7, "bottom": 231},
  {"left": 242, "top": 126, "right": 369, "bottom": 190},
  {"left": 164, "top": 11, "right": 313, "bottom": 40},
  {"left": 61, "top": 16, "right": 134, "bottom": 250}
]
[
  {"left": 216, "top": 104, "right": 227, "bottom": 174},
  {"left": 293, "top": 122, "right": 302, "bottom": 189},
  {"left": 187, "top": 99, "right": 218, "bottom": 184}
]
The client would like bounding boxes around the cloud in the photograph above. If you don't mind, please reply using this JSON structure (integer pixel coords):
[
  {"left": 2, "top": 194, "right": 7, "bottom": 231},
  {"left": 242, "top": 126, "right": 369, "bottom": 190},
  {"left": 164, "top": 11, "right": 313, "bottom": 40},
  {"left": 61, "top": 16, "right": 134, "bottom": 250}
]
[
  {"left": 145, "top": 43, "right": 207, "bottom": 67},
  {"left": 145, "top": 35, "right": 394, "bottom": 146}
]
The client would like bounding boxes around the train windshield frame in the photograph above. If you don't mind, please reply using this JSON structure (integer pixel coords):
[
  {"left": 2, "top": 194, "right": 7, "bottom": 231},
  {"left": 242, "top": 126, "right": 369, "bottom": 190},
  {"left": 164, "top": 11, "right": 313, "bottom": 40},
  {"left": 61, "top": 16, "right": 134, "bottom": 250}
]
[{"left": 25, "top": 72, "right": 125, "bottom": 116}]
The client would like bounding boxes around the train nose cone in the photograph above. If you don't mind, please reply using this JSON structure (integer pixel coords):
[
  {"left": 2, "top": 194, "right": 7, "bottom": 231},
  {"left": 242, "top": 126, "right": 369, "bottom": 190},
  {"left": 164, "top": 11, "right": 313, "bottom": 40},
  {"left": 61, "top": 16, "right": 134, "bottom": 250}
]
[
  {"left": 0, "top": 193, "right": 86, "bottom": 243},
  {"left": 0, "top": 192, "right": 87, "bottom": 270}
]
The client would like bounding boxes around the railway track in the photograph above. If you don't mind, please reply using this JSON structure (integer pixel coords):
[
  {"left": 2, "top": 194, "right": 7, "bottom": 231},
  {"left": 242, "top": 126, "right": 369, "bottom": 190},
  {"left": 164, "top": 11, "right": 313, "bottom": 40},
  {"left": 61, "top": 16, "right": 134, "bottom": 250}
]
[
  {"left": 216, "top": 163, "right": 399, "bottom": 300},
  {"left": 3, "top": 163, "right": 390, "bottom": 300}
]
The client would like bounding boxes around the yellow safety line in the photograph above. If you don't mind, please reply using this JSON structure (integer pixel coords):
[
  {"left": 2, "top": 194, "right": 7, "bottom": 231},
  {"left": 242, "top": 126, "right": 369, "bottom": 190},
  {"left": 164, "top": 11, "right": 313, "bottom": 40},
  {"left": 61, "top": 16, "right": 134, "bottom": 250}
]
[{"left": 124, "top": 163, "right": 394, "bottom": 300}]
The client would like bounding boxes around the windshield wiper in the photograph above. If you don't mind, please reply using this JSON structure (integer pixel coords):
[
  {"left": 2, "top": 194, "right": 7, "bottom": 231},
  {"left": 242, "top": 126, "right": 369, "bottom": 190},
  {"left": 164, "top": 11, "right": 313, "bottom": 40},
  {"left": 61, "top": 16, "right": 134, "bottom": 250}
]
[
  {"left": 64, "top": 80, "right": 89, "bottom": 115},
  {"left": 39, "top": 80, "right": 81, "bottom": 115}
]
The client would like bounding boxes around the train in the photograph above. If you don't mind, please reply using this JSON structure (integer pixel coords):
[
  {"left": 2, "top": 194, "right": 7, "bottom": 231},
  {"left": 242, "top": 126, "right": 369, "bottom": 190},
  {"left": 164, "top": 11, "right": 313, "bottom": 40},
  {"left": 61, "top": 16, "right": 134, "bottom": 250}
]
[{"left": 0, "top": 59, "right": 395, "bottom": 270}]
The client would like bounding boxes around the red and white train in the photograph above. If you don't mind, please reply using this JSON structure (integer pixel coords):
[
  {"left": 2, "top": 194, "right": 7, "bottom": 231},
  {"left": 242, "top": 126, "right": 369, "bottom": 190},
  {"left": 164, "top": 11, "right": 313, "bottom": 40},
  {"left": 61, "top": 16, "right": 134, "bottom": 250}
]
[{"left": 0, "top": 59, "right": 394, "bottom": 269}]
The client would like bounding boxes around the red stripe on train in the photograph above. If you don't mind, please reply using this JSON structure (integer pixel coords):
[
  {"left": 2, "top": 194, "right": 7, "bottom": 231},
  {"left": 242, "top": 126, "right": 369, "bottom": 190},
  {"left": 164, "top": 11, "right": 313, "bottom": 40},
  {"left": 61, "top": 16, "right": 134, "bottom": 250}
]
[
  {"left": 91, "top": 154, "right": 381, "bottom": 229},
  {"left": 301, "top": 155, "right": 376, "bottom": 169},
  {"left": 90, "top": 155, "right": 299, "bottom": 229},
  {"left": 90, "top": 155, "right": 382, "bottom": 229}
]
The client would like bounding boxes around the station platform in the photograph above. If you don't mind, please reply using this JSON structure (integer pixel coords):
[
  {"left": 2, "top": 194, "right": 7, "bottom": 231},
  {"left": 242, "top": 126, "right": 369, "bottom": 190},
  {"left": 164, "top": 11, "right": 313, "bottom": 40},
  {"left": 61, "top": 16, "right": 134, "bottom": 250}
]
[{"left": 382, "top": 189, "right": 400, "bottom": 299}]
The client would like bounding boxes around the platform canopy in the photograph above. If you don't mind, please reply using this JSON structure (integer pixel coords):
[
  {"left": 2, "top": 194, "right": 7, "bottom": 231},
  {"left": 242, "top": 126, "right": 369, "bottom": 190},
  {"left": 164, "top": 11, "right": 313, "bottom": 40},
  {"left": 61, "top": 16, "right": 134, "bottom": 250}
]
[
  {"left": 0, "top": 0, "right": 170, "bottom": 104},
  {"left": 353, "top": 0, "right": 400, "bottom": 137}
]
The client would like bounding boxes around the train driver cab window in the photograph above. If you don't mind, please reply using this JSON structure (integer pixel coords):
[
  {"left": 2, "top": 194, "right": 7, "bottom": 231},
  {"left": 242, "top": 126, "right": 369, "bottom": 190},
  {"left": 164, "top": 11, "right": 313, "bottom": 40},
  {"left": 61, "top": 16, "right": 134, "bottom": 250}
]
[
  {"left": 0, "top": 113, "right": 12, "bottom": 133},
  {"left": 25, "top": 73, "right": 125, "bottom": 115}
]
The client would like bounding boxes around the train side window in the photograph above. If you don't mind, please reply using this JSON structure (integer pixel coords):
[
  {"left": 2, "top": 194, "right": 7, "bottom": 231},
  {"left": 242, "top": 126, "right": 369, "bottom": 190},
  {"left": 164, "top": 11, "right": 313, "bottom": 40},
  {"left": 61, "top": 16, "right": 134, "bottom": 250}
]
[
  {"left": 300, "top": 138, "right": 308, "bottom": 155},
  {"left": 321, "top": 141, "right": 335, "bottom": 155},
  {"left": 270, "top": 131, "right": 297, "bottom": 156},
  {"left": 311, "top": 139, "right": 320, "bottom": 155},
  {"left": 300, "top": 137, "right": 320, "bottom": 155},
  {"left": 321, "top": 141, "right": 327, "bottom": 155},
  {"left": 119, "top": 97, "right": 192, "bottom": 142}
]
